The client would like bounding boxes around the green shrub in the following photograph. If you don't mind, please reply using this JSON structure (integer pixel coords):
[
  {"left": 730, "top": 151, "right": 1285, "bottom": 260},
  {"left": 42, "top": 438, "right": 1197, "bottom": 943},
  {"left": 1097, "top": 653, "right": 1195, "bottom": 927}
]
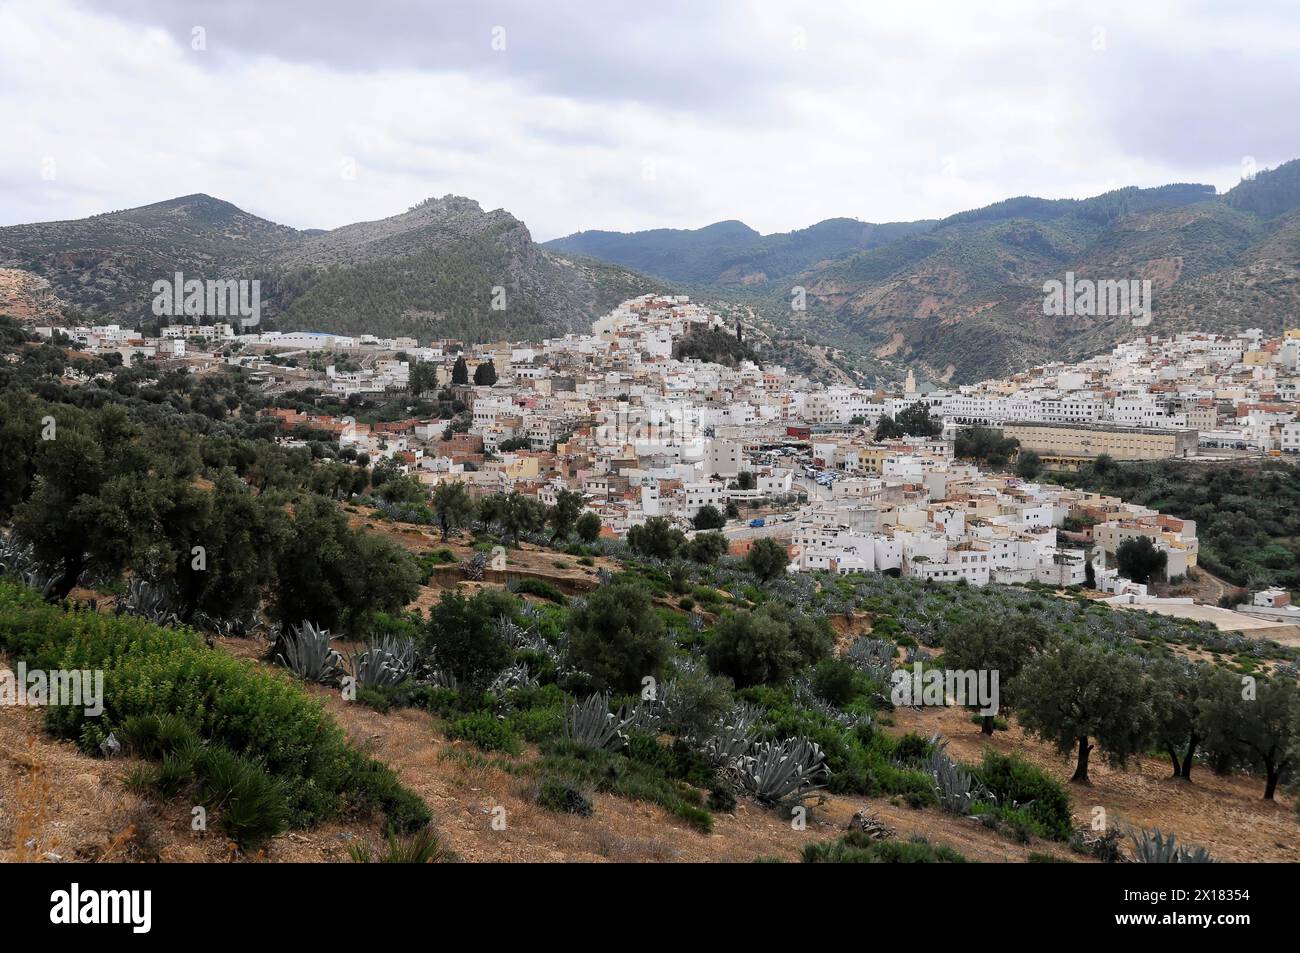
[
  {"left": 706, "top": 603, "right": 832, "bottom": 687},
  {"left": 802, "top": 831, "right": 968, "bottom": 863},
  {"left": 348, "top": 825, "right": 455, "bottom": 863},
  {"left": 538, "top": 740, "right": 712, "bottom": 832},
  {"left": 891, "top": 732, "right": 935, "bottom": 764},
  {"left": 0, "top": 582, "right": 430, "bottom": 837},
  {"left": 513, "top": 577, "right": 565, "bottom": 603},
  {"left": 536, "top": 777, "right": 594, "bottom": 816},
  {"left": 507, "top": 706, "right": 565, "bottom": 742},
  {"left": 707, "top": 786, "right": 737, "bottom": 812},
  {"left": 811, "top": 657, "right": 861, "bottom": 707},
  {"left": 448, "top": 712, "right": 522, "bottom": 755},
  {"left": 973, "top": 750, "right": 1073, "bottom": 841},
  {"left": 566, "top": 582, "right": 670, "bottom": 693}
]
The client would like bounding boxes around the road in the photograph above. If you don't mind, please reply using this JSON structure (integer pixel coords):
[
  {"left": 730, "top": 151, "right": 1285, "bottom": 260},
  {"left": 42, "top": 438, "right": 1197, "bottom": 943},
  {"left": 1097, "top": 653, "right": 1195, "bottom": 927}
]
[{"left": 720, "top": 503, "right": 818, "bottom": 540}]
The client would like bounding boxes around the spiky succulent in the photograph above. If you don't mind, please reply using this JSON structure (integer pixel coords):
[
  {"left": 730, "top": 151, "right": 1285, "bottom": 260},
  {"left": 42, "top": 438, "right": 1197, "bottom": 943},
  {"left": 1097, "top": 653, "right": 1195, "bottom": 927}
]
[
  {"left": 488, "top": 662, "right": 538, "bottom": 694},
  {"left": 702, "top": 703, "right": 763, "bottom": 765},
  {"left": 922, "top": 743, "right": 989, "bottom": 815},
  {"left": 461, "top": 552, "right": 487, "bottom": 581},
  {"left": 116, "top": 577, "right": 183, "bottom": 627},
  {"left": 1129, "top": 827, "right": 1215, "bottom": 863},
  {"left": 728, "top": 737, "right": 829, "bottom": 805},
  {"left": 562, "top": 693, "right": 631, "bottom": 751},
  {"left": 0, "top": 535, "right": 57, "bottom": 597},
  {"left": 273, "top": 621, "right": 345, "bottom": 684},
  {"left": 348, "top": 636, "right": 415, "bottom": 689}
]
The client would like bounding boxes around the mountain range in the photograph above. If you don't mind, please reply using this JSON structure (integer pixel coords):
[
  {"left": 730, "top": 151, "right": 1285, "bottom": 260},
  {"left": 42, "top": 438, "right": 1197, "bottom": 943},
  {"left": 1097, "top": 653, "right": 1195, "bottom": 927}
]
[
  {"left": 3, "top": 159, "right": 1299, "bottom": 382},
  {"left": 0, "top": 194, "right": 651, "bottom": 343},
  {"left": 549, "top": 160, "right": 1300, "bottom": 382}
]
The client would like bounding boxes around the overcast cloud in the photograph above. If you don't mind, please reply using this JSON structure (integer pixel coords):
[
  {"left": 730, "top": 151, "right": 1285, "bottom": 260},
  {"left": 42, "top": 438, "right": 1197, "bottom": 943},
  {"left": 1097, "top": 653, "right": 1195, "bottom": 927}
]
[{"left": 2, "top": 0, "right": 1298, "bottom": 239}]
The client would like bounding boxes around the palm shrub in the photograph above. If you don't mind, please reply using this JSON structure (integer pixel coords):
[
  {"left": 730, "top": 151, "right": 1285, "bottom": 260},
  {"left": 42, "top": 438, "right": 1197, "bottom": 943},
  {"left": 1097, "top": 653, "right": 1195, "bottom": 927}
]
[
  {"left": 196, "top": 745, "right": 291, "bottom": 849},
  {"left": 535, "top": 777, "right": 594, "bottom": 816},
  {"left": 348, "top": 825, "right": 455, "bottom": 863}
]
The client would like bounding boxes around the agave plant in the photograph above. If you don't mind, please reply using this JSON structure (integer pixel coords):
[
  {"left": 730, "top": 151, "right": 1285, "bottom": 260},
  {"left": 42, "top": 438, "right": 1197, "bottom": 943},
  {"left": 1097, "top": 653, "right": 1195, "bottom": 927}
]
[
  {"left": 273, "top": 621, "right": 345, "bottom": 684},
  {"left": 494, "top": 615, "right": 528, "bottom": 647},
  {"left": 793, "top": 680, "right": 873, "bottom": 731},
  {"left": 922, "top": 744, "right": 989, "bottom": 815},
  {"left": 701, "top": 703, "right": 762, "bottom": 765},
  {"left": 729, "top": 737, "right": 829, "bottom": 805},
  {"left": 348, "top": 636, "right": 415, "bottom": 690},
  {"left": 562, "top": 693, "right": 630, "bottom": 751},
  {"left": 846, "top": 635, "right": 897, "bottom": 683},
  {"left": 191, "top": 609, "right": 261, "bottom": 639},
  {"left": 116, "top": 577, "right": 183, "bottom": 626},
  {"left": 0, "top": 534, "right": 56, "bottom": 595},
  {"left": 461, "top": 551, "right": 487, "bottom": 581},
  {"left": 488, "top": 662, "right": 538, "bottom": 694},
  {"left": 1129, "top": 827, "right": 1215, "bottom": 863}
]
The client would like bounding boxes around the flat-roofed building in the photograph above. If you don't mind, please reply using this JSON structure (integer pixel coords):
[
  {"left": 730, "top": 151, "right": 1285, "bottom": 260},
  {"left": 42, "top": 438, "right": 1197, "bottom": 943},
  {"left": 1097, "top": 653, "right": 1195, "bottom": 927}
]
[{"left": 1002, "top": 421, "right": 1197, "bottom": 466}]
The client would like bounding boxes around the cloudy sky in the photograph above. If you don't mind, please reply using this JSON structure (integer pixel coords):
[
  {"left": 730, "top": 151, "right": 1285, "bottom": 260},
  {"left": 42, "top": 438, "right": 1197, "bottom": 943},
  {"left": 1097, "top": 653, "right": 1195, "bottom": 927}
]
[{"left": 2, "top": 0, "right": 1298, "bottom": 240}]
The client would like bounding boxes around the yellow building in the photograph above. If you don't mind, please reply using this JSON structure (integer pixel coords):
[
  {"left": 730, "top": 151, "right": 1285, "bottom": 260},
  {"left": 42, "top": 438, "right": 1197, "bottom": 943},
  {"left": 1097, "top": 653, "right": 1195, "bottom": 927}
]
[{"left": 1003, "top": 422, "right": 1198, "bottom": 467}]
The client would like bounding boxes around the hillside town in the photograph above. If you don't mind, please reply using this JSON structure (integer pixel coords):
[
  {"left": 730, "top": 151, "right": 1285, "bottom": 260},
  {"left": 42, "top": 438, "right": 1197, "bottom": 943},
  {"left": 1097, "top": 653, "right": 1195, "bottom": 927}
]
[{"left": 32, "top": 295, "right": 1300, "bottom": 609}]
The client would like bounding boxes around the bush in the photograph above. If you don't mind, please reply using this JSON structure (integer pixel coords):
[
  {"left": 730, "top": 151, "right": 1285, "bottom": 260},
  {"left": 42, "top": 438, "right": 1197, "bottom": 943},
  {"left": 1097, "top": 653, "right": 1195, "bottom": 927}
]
[
  {"left": 507, "top": 705, "right": 565, "bottom": 742},
  {"left": 973, "top": 750, "right": 1073, "bottom": 841},
  {"left": 348, "top": 825, "right": 455, "bottom": 863},
  {"left": 811, "top": 657, "right": 861, "bottom": 707},
  {"left": 448, "top": 712, "right": 522, "bottom": 755},
  {"left": 706, "top": 604, "right": 828, "bottom": 687},
  {"left": 801, "top": 831, "right": 968, "bottom": 863},
  {"left": 512, "top": 577, "right": 565, "bottom": 603},
  {"left": 539, "top": 740, "right": 712, "bottom": 832},
  {"left": 566, "top": 582, "right": 670, "bottom": 693},
  {"left": 196, "top": 746, "right": 291, "bottom": 849},
  {"left": 536, "top": 777, "right": 594, "bottom": 816},
  {"left": 0, "top": 582, "right": 431, "bottom": 836},
  {"left": 419, "top": 589, "right": 515, "bottom": 686},
  {"left": 707, "top": 786, "right": 737, "bottom": 812}
]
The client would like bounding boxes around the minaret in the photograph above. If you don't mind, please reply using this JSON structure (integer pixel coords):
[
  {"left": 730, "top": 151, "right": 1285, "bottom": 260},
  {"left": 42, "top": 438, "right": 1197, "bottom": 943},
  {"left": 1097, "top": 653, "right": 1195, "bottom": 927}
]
[{"left": 905, "top": 368, "right": 916, "bottom": 394}]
